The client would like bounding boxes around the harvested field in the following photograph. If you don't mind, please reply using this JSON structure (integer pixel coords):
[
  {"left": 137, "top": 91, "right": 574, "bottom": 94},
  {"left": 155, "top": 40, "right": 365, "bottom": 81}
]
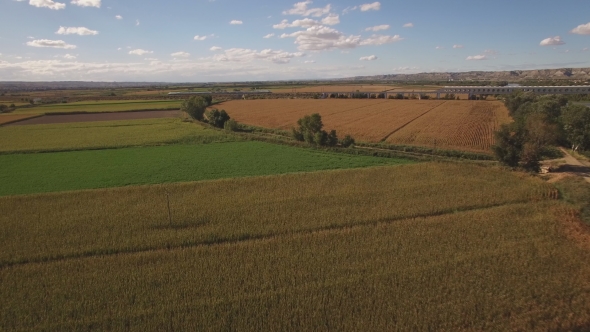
[
  {"left": 215, "top": 99, "right": 511, "bottom": 152},
  {"left": 215, "top": 99, "right": 445, "bottom": 142},
  {"left": 7, "top": 110, "right": 181, "bottom": 126},
  {"left": 386, "top": 101, "right": 512, "bottom": 152},
  {"left": 0, "top": 114, "right": 42, "bottom": 126}
]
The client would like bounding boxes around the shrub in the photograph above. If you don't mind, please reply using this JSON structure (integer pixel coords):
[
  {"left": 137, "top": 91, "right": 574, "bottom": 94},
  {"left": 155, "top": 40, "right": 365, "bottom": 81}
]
[
  {"left": 224, "top": 119, "right": 238, "bottom": 132},
  {"left": 340, "top": 135, "right": 355, "bottom": 148}
]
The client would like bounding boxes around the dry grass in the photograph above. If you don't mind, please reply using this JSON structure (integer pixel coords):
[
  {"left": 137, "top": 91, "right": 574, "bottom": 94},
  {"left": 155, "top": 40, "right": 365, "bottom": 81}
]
[
  {"left": 215, "top": 99, "right": 511, "bottom": 152},
  {"left": 386, "top": 101, "right": 512, "bottom": 153},
  {"left": 1, "top": 162, "right": 589, "bottom": 330}
]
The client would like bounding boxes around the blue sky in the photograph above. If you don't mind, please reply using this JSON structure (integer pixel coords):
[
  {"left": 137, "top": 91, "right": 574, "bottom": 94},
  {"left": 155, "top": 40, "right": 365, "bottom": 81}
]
[{"left": 1, "top": 0, "right": 590, "bottom": 82}]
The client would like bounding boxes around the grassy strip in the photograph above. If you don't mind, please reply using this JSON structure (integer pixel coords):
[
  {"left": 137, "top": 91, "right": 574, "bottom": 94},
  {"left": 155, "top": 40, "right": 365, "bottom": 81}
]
[
  {"left": 0, "top": 141, "right": 410, "bottom": 196},
  {"left": 357, "top": 141, "right": 495, "bottom": 160}
]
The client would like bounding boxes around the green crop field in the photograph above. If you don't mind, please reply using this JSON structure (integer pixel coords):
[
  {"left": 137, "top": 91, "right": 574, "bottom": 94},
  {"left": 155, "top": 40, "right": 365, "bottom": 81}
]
[
  {"left": 0, "top": 118, "right": 227, "bottom": 153},
  {"left": 1, "top": 163, "right": 589, "bottom": 330},
  {"left": 0, "top": 141, "right": 410, "bottom": 196},
  {"left": 15, "top": 100, "right": 182, "bottom": 114}
]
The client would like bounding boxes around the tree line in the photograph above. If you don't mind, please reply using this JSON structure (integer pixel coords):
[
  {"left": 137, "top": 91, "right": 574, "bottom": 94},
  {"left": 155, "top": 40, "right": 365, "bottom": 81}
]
[{"left": 493, "top": 92, "right": 590, "bottom": 171}]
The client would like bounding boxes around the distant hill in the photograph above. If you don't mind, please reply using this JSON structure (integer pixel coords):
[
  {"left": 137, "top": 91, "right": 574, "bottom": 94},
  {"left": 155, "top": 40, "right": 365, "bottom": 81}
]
[{"left": 338, "top": 67, "right": 590, "bottom": 82}]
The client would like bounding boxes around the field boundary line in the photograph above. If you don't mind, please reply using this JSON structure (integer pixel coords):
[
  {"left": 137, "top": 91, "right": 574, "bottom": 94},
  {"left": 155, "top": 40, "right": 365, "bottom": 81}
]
[
  {"left": 0, "top": 199, "right": 551, "bottom": 270},
  {"left": 379, "top": 101, "right": 447, "bottom": 142}
]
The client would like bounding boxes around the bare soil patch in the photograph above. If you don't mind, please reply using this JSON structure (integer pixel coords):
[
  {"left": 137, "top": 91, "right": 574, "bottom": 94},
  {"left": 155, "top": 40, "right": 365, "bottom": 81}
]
[{"left": 6, "top": 110, "right": 181, "bottom": 126}]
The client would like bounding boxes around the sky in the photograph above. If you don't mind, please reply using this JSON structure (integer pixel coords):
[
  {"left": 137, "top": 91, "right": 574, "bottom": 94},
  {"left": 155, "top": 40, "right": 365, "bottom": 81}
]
[{"left": 1, "top": 0, "right": 590, "bottom": 82}]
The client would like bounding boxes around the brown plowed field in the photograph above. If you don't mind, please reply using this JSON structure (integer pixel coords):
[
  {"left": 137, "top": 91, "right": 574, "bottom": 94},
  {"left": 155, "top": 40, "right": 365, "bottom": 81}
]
[
  {"left": 6, "top": 110, "right": 181, "bottom": 126},
  {"left": 0, "top": 114, "right": 43, "bottom": 126},
  {"left": 385, "top": 101, "right": 511, "bottom": 152},
  {"left": 214, "top": 99, "right": 511, "bottom": 153}
]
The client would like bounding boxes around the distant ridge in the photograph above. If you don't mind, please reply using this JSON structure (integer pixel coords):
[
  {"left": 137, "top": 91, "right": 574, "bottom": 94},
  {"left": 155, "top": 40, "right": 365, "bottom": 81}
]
[{"left": 338, "top": 67, "right": 590, "bottom": 82}]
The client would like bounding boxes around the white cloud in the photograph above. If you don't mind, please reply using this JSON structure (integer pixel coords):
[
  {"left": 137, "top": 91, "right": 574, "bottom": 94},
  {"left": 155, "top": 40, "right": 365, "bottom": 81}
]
[
  {"left": 29, "top": 0, "right": 66, "bottom": 10},
  {"left": 304, "top": 60, "right": 315, "bottom": 63},
  {"left": 117, "top": 48, "right": 122, "bottom": 51},
  {"left": 27, "top": 39, "right": 76, "bottom": 49},
  {"left": 194, "top": 35, "right": 208, "bottom": 41},
  {"left": 570, "top": 22, "right": 590, "bottom": 35},
  {"left": 273, "top": 15, "right": 339, "bottom": 29},
  {"left": 540, "top": 36, "right": 565, "bottom": 46},
  {"left": 453, "top": 44, "right": 464, "bottom": 49},
  {"left": 171, "top": 52, "right": 190, "bottom": 58},
  {"left": 466, "top": 55, "right": 487, "bottom": 60},
  {"left": 230, "top": 20, "right": 243, "bottom": 25},
  {"left": 210, "top": 46, "right": 222, "bottom": 51},
  {"left": 213, "top": 48, "right": 304, "bottom": 64},
  {"left": 342, "top": 6, "right": 358, "bottom": 14},
  {"left": 56, "top": 26, "right": 98, "bottom": 36},
  {"left": 263, "top": 33, "right": 275, "bottom": 39},
  {"left": 283, "top": 1, "right": 331, "bottom": 17},
  {"left": 70, "top": 0, "right": 100, "bottom": 7},
  {"left": 360, "top": 55, "right": 378, "bottom": 61},
  {"left": 365, "top": 24, "right": 389, "bottom": 32},
  {"left": 281, "top": 26, "right": 402, "bottom": 51},
  {"left": 321, "top": 14, "right": 340, "bottom": 25},
  {"left": 129, "top": 49, "right": 153, "bottom": 56},
  {"left": 402, "top": 23, "right": 413, "bottom": 28},
  {"left": 63, "top": 54, "right": 76, "bottom": 59},
  {"left": 115, "top": 15, "right": 122, "bottom": 19},
  {"left": 360, "top": 2, "right": 380, "bottom": 12},
  {"left": 583, "top": 47, "right": 589, "bottom": 52},
  {"left": 360, "top": 34, "right": 403, "bottom": 46},
  {"left": 435, "top": 46, "right": 444, "bottom": 50},
  {"left": 136, "top": 19, "right": 140, "bottom": 26}
]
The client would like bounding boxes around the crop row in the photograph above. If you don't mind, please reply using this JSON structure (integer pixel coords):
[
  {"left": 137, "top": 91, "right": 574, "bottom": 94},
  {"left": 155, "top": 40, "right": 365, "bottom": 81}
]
[{"left": 1, "top": 200, "right": 589, "bottom": 330}]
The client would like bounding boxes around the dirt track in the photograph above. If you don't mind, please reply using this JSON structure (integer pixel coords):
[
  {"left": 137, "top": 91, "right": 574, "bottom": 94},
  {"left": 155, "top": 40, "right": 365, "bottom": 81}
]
[{"left": 5, "top": 110, "right": 181, "bottom": 126}]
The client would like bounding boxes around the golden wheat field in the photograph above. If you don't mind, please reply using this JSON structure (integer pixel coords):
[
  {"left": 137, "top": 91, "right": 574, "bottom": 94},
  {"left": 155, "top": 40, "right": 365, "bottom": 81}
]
[
  {"left": 215, "top": 99, "right": 511, "bottom": 152},
  {"left": 1, "top": 163, "right": 590, "bottom": 330},
  {"left": 386, "top": 100, "right": 513, "bottom": 152}
]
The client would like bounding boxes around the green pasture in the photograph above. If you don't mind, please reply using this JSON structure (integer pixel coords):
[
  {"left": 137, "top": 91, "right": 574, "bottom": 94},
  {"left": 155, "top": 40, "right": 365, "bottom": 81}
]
[
  {"left": 0, "top": 141, "right": 410, "bottom": 196},
  {"left": 15, "top": 100, "right": 182, "bottom": 114},
  {"left": 0, "top": 118, "right": 228, "bottom": 153}
]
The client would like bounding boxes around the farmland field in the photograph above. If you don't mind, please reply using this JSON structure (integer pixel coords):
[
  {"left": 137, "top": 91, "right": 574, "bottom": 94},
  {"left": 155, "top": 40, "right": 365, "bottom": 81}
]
[
  {"left": 2, "top": 162, "right": 589, "bottom": 330},
  {"left": 14, "top": 100, "right": 182, "bottom": 114},
  {"left": 0, "top": 141, "right": 409, "bottom": 196},
  {"left": 215, "top": 99, "right": 511, "bottom": 152},
  {"left": 0, "top": 113, "right": 42, "bottom": 125},
  {"left": 385, "top": 100, "right": 512, "bottom": 152},
  {"left": 0, "top": 118, "right": 226, "bottom": 153}
]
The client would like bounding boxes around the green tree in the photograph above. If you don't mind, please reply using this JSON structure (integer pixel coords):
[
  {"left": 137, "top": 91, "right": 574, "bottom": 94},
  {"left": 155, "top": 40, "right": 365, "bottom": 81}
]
[
  {"left": 293, "top": 113, "right": 344, "bottom": 146},
  {"left": 561, "top": 104, "right": 590, "bottom": 152},
  {"left": 207, "top": 109, "right": 230, "bottom": 128},
  {"left": 181, "top": 96, "right": 208, "bottom": 121},
  {"left": 340, "top": 135, "right": 355, "bottom": 148},
  {"left": 0, "top": 104, "right": 7, "bottom": 113}
]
